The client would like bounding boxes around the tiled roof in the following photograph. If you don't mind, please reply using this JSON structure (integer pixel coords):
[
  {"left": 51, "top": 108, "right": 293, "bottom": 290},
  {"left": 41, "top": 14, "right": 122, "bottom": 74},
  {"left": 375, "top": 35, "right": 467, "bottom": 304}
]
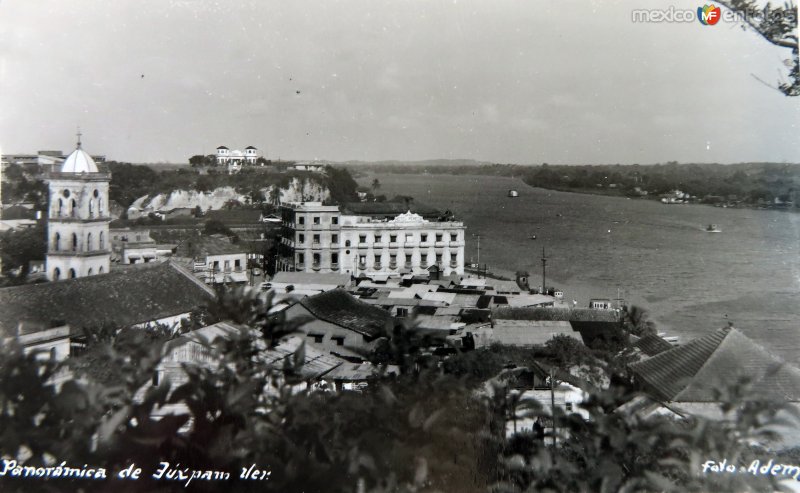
[
  {"left": 204, "top": 209, "right": 264, "bottom": 224},
  {"left": 0, "top": 261, "right": 215, "bottom": 337},
  {"left": 0, "top": 205, "right": 36, "bottom": 220},
  {"left": 632, "top": 333, "right": 674, "bottom": 357},
  {"left": 175, "top": 235, "right": 246, "bottom": 258},
  {"left": 630, "top": 327, "right": 800, "bottom": 402},
  {"left": 299, "top": 289, "right": 394, "bottom": 337}
]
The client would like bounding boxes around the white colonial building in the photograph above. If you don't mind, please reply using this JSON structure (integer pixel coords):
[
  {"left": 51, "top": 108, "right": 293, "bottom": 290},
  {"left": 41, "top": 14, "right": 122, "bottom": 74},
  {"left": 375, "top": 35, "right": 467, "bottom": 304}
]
[
  {"left": 277, "top": 202, "right": 466, "bottom": 278},
  {"left": 216, "top": 145, "right": 261, "bottom": 173},
  {"left": 45, "top": 138, "right": 111, "bottom": 281}
]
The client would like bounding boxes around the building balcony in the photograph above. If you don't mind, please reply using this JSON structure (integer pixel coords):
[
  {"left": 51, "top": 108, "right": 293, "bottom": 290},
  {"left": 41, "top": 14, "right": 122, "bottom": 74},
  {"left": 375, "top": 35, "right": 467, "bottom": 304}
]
[
  {"left": 312, "top": 263, "right": 321, "bottom": 271},
  {"left": 434, "top": 241, "right": 446, "bottom": 247},
  {"left": 358, "top": 262, "right": 367, "bottom": 270},
  {"left": 389, "top": 242, "right": 399, "bottom": 248},
  {"left": 404, "top": 262, "right": 412, "bottom": 269},
  {"left": 420, "top": 260, "right": 428, "bottom": 268},
  {"left": 449, "top": 241, "right": 465, "bottom": 247},
  {"left": 310, "top": 224, "right": 325, "bottom": 230},
  {"left": 296, "top": 263, "right": 305, "bottom": 270},
  {"left": 389, "top": 262, "right": 397, "bottom": 270},
  {"left": 357, "top": 243, "right": 369, "bottom": 249},
  {"left": 373, "top": 262, "right": 382, "bottom": 270},
  {"left": 450, "top": 261, "right": 458, "bottom": 268},
  {"left": 331, "top": 263, "right": 340, "bottom": 271},
  {"left": 374, "top": 241, "right": 386, "bottom": 248},
  {"left": 311, "top": 241, "right": 322, "bottom": 249}
]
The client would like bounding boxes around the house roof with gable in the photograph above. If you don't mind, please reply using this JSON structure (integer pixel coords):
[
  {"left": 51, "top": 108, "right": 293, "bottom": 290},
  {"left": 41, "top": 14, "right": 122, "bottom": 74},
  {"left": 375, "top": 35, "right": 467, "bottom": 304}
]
[
  {"left": 298, "top": 288, "right": 394, "bottom": 337},
  {"left": 175, "top": 235, "right": 246, "bottom": 258},
  {"left": 631, "top": 333, "right": 675, "bottom": 357},
  {"left": 630, "top": 327, "right": 800, "bottom": 402},
  {"left": 0, "top": 261, "right": 215, "bottom": 337},
  {"left": 0, "top": 205, "right": 37, "bottom": 220},
  {"left": 164, "top": 323, "right": 342, "bottom": 380}
]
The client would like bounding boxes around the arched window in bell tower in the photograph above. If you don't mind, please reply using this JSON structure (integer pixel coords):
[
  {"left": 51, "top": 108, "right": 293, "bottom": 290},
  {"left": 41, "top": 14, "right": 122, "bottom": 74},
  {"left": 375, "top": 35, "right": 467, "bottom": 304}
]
[
  {"left": 71, "top": 233, "right": 78, "bottom": 251},
  {"left": 68, "top": 268, "right": 76, "bottom": 279},
  {"left": 70, "top": 199, "right": 77, "bottom": 217},
  {"left": 53, "top": 268, "right": 61, "bottom": 280},
  {"left": 93, "top": 190, "right": 101, "bottom": 215},
  {"left": 57, "top": 199, "right": 63, "bottom": 216},
  {"left": 87, "top": 232, "right": 93, "bottom": 251},
  {"left": 89, "top": 199, "right": 94, "bottom": 217},
  {"left": 54, "top": 232, "right": 61, "bottom": 251},
  {"left": 99, "top": 231, "right": 105, "bottom": 250}
]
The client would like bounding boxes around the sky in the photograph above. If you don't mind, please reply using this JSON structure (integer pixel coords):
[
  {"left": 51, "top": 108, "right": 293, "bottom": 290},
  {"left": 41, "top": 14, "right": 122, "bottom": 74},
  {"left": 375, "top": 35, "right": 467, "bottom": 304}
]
[{"left": 0, "top": 0, "right": 798, "bottom": 164}]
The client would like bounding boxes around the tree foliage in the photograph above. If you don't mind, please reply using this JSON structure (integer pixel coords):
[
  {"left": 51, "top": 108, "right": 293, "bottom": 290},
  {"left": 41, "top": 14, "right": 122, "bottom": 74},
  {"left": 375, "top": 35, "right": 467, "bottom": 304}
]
[
  {"left": 718, "top": 0, "right": 799, "bottom": 96},
  {"left": 0, "top": 225, "right": 46, "bottom": 285},
  {"left": 0, "top": 289, "right": 797, "bottom": 492}
]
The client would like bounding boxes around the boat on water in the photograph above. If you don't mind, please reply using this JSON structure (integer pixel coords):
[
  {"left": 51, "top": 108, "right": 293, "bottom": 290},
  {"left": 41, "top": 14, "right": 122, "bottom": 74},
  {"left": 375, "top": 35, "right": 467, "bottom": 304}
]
[
  {"left": 507, "top": 189, "right": 519, "bottom": 198},
  {"left": 705, "top": 224, "right": 722, "bottom": 233},
  {"left": 529, "top": 234, "right": 537, "bottom": 240}
]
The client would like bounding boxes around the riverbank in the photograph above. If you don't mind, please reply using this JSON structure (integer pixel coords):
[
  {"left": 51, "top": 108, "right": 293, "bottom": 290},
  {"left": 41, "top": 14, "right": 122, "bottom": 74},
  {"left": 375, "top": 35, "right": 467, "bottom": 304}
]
[{"left": 521, "top": 183, "right": 798, "bottom": 213}]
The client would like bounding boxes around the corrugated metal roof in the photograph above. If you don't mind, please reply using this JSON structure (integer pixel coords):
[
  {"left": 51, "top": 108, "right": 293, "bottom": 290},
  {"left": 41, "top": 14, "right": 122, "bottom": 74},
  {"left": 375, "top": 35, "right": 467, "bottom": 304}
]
[
  {"left": 272, "top": 271, "right": 352, "bottom": 287},
  {"left": 420, "top": 291, "right": 457, "bottom": 305}
]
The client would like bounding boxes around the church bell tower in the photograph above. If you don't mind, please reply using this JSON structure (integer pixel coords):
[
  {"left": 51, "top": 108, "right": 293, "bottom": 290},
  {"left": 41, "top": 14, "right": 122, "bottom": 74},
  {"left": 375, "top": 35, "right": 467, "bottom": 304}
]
[{"left": 45, "top": 132, "right": 111, "bottom": 281}]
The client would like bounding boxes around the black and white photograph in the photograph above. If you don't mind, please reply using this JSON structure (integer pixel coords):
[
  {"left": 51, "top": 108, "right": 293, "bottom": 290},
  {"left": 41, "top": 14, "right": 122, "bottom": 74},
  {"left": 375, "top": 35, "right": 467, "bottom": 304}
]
[{"left": 1, "top": 1, "right": 799, "bottom": 491}]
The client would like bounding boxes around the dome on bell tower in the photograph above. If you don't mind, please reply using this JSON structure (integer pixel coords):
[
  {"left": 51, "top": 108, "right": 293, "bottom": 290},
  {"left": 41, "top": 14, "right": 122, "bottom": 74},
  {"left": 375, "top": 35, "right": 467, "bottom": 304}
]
[
  {"left": 61, "top": 148, "right": 98, "bottom": 173},
  {"left": 60, "top": 130, "right": 99, "bottom": 173}
]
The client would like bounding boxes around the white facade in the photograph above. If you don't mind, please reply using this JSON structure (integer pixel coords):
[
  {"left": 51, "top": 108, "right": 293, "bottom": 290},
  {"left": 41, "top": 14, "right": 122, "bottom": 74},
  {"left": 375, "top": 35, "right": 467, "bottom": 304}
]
[
  {"left": 45, "top": 144, "right": 111, "bottom": 281},
  {"left": 278, "top": 202, "right": 466, "bottom": 278},
  {"left": 216, "top": 146, "right": 260, "bottom": 173}
]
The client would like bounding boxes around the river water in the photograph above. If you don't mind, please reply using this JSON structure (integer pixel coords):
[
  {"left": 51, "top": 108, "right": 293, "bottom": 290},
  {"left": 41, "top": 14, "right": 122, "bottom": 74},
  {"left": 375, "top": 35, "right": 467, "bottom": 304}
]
[{"left": 361, "top": 173, "right": 800, "bottom": 364}]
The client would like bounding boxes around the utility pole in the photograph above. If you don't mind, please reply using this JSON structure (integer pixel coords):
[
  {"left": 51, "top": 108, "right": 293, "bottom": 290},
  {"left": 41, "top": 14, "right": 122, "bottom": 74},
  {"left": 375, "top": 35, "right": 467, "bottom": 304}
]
[
  {"left": 473, "top": 234, "right": 482, "bottom": 270},
  {"left": 541, "top": 246, "right": 548, "bottom": 295},
  {"left": 550, "top": 366, "right": 557, "bottom": 450}
]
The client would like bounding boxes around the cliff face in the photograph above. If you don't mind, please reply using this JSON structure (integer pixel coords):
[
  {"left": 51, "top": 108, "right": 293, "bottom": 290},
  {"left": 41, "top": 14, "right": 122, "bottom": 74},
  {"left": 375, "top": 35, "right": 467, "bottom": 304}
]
[{"left": 127, "top": 178, "right": 330, "bottom": 218}]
